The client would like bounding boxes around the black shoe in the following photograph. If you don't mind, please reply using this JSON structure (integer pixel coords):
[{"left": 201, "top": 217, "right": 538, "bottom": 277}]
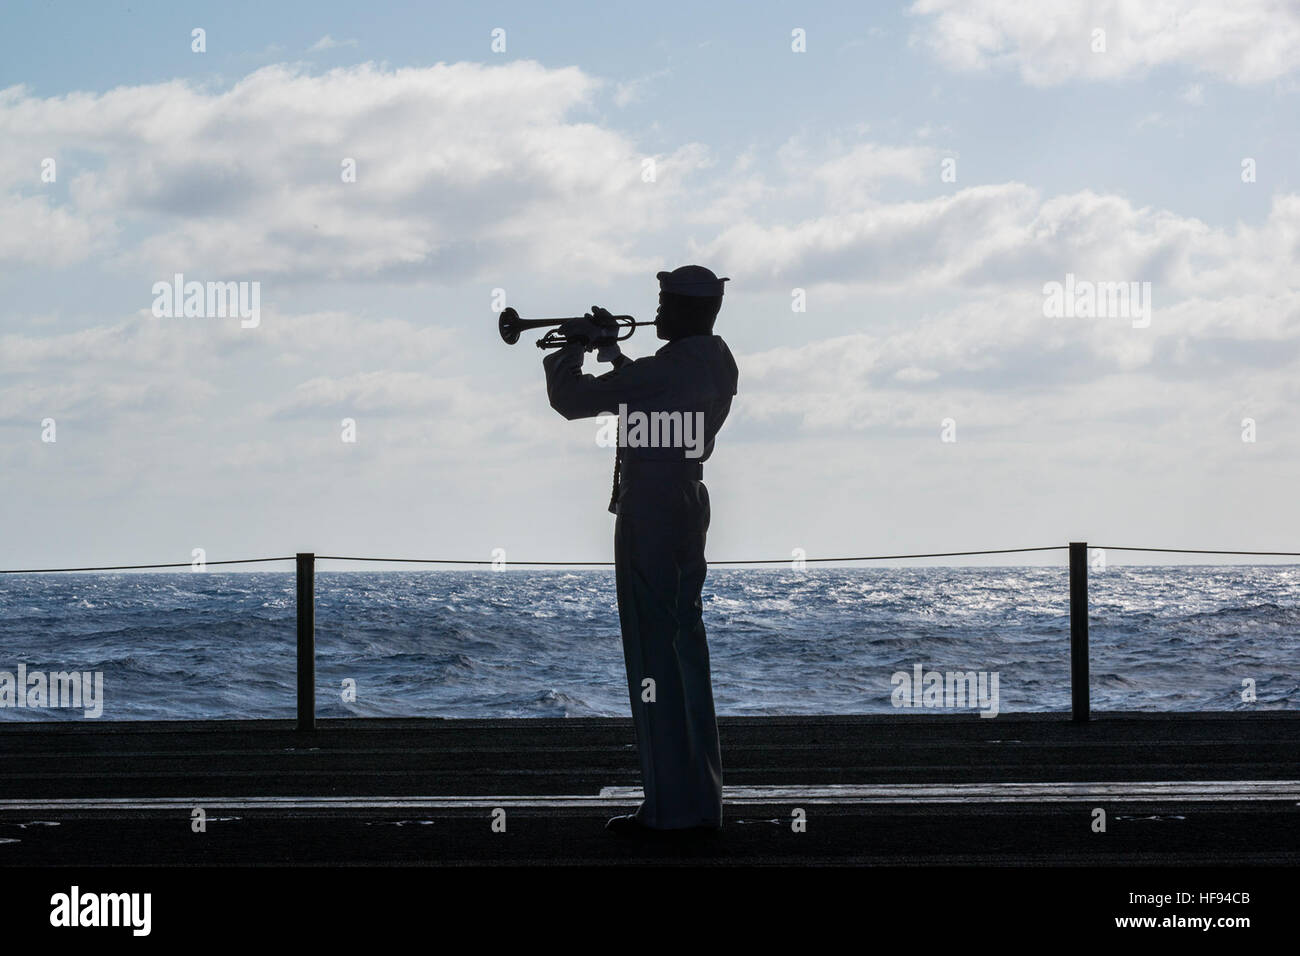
[
  {"left": 605, "top": 814, "right": 722, "bottom": 838},
  {"left": 604, "top": 814, "right": 653, "bottom": 836}
]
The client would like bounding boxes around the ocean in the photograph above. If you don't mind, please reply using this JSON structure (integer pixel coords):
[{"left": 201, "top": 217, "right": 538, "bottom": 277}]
[{"left": 0, "top": 567, "right": 1296, "bottom": 720}]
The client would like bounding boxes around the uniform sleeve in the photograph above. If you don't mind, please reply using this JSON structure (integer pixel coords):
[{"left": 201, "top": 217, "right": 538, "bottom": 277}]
[{"left": 543, "top": 343, "right": 667, "bottom": 420}]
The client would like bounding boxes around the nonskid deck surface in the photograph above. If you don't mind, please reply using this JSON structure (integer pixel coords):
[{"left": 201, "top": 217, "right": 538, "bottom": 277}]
[
  {"left": 1, "top": 714, "right": 1297, "bottom": 864},
  {"left": 3, "top": 779, "right": 1300, "bottom": 810}
]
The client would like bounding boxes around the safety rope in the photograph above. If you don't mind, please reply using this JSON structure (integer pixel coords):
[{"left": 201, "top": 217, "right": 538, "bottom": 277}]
[
  {"left": 0, "top": 557, "right": 295, "bottom": 574},
  {"left": 4, "top": 545, "right": 1300, "bottom": 574}
]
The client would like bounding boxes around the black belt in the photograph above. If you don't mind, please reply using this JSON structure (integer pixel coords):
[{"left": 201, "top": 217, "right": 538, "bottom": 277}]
[
  {"left": 608, "top": 453, "right": 703, "bottom": 512},
  {"left": 622, "top": 458, "right": 704, "bottom": 479}
]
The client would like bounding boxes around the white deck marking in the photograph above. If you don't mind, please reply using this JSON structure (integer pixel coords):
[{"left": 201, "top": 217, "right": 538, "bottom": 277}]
[{"left": 0, "top": 781, "right": 1298, "bottom": 811}]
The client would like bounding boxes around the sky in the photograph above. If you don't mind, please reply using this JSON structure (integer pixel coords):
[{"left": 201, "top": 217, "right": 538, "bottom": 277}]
[{"left": 2, "top": 0, "right": 1299, "bottom": 571}]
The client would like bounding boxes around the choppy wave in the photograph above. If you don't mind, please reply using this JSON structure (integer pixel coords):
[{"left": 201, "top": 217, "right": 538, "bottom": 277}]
[{"left": 0, "top": 567, "right": 1296, "bottom": 719}]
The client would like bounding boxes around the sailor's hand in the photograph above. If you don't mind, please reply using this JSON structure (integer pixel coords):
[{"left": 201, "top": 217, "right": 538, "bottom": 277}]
[
  {"left": 557, "top": 317, "right": 603, "bottom": 349},
  {"left": 587, "top": 306, "right": 619, "bottom": 336},
  {"left": 582, "top": 307, "right": 620, "bottom": 350},
  {"left": 560, "top": 310, "right": 619, "bottom": 351}
]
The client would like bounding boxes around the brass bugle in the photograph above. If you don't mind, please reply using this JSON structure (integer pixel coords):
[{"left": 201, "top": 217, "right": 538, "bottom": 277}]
[{"left": 497, "top": 306, "right": 654, "bottom": 349}]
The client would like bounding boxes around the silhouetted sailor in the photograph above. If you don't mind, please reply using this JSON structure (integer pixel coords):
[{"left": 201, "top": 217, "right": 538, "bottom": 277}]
[{"left": 543, "top": 265, "right": 738, "bottom": 835}]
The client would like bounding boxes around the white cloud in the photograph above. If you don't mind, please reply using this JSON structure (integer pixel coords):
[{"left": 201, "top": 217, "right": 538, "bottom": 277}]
[
  {"left": 729, "top": 286, "right": 1300, "bottom": 453},
  {"left": 909, "top": 0, "right": 1300, "bottom": 85},
  {"left": 4, "top": 58, "right": 1299, "bottom": 559},
  {"left": 699, "top": 186, "right": 1300, "bottom": 302},
  {"left": 613, "top": 68, "right": 671, "bottom": 107},
  {"left": 778, "top": 140, "right": 940, "bottom": 206},
  {"left": 0, "top": 62, "right": 711, "bottom": 280},
  {"left": 0, "top": 192, "right": 106, "bottom": 266},
  {"left": 308, "top": 35, "right": 358, "bottom": 52},
  {"left": 0, "top": 308, "right": 459, "bottom": 373}
]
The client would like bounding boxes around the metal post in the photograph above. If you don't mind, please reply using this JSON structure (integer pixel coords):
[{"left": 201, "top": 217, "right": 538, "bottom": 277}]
[
  {"left": 296, "top": 552, "right": 315, "bottom": 732},
  {"left": 1069, "top": 542, "right": 1090, "bottom": 722}
]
